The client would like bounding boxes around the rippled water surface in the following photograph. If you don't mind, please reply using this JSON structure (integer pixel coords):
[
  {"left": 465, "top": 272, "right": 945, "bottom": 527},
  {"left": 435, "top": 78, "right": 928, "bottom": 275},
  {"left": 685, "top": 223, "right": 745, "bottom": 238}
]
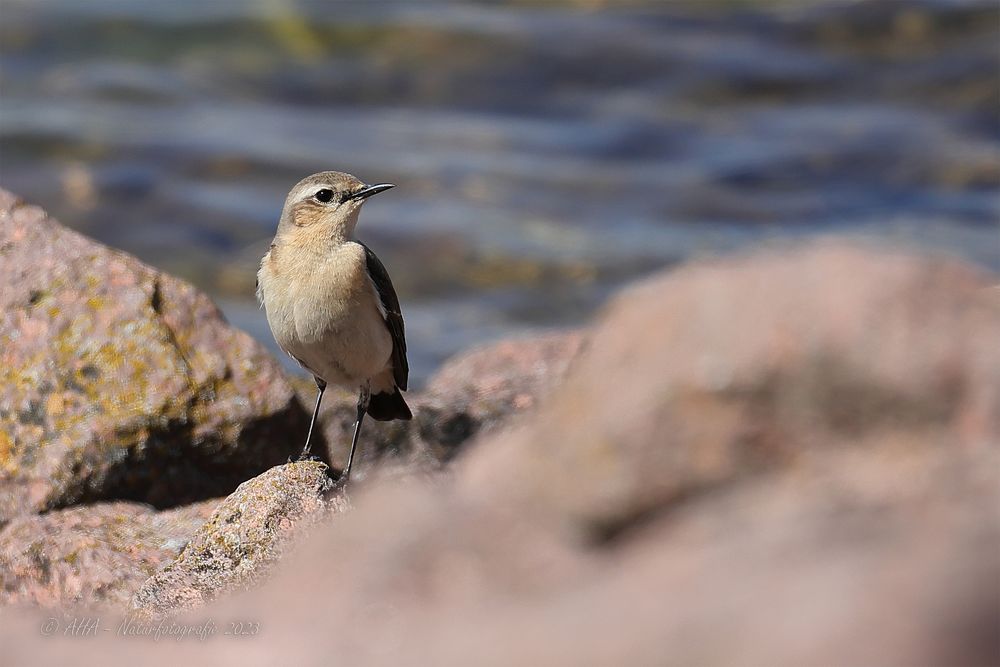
[{"left": 2, "top": 0, "right": 998, "bottom": 383}]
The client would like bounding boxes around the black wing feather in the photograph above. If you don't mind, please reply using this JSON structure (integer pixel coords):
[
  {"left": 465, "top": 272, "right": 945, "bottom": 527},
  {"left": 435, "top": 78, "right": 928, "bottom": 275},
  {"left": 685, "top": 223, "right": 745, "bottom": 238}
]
[{"left": 359, "top": 242, "right": 408, "bottom": 391}]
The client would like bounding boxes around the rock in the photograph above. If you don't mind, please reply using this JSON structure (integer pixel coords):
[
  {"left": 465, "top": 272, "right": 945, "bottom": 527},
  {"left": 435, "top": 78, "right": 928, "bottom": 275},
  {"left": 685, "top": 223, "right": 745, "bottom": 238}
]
[
  {"left": 313, "top": 331, "right": 586, "bottom": 472},
  {"left": 0, "top": 189, "right": 309, "bottom": 522},
  {"left": 128, "top": 461, "right": 339, "bottom": 618},
  {"left": 194, "top": 439, "right": 998, "bottom": 667},
  {"left": 459, "top": 242, "right": 1000, "bottom": 535},
  {"left": 3, "top": 242, "right": 999, "bottom": 667},
  {"left": 202, "top": 242, "right": 1000, "bottom": 666},
  {"left": 0, "top": 500, "right": 217, "bottom": 609},
  {"left": 418, "top": 331, "right": 586, "bottom": 460}
]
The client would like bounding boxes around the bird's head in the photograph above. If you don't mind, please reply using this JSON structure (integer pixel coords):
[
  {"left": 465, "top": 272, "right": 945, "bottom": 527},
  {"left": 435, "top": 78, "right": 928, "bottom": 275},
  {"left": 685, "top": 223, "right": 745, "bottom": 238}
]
[{"left": 277, "top": 171, "right": 394, "bottom": 240}]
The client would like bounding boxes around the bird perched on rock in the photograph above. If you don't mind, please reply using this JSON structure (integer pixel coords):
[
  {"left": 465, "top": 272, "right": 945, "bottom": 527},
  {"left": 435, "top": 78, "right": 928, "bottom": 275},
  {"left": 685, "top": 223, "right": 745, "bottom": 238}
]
[{"left": 256, "top": 171, "right": 410, "bottom": 484}]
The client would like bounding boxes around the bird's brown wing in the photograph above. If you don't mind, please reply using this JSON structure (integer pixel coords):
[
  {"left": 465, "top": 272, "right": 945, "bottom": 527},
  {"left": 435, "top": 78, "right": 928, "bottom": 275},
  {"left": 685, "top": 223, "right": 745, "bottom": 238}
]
[{"left": 359, "top": 241, "right": 409, "bottom": 391}]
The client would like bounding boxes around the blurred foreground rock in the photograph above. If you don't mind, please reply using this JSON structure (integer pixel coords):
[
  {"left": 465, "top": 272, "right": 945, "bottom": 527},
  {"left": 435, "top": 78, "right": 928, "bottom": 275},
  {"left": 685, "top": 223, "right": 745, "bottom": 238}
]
[
  {"left": 3, "top": 241, "right": 996, "bottom": 667},
  {"left": 223, "top": 243, "right": 996, "bottom": 666},
  {"left": 0, "top": 189, "right": 308, "bottom": 522},
  {"left": 461, "top": 242, "right": 1000, "bottom": 533},
  {"left": 129, "top": 461, "right": 340, "bottom": 618}
]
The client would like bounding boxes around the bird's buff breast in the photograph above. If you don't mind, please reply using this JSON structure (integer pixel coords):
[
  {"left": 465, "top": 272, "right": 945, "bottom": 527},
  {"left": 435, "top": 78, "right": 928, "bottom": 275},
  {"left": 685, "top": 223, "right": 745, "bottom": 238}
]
[{"left": 258, "top": 241, "right": 392, "bottom": 387}]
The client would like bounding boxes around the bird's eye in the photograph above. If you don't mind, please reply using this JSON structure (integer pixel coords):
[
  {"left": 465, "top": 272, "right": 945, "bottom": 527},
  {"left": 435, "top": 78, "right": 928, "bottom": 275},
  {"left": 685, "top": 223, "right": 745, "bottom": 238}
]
[{"left": 314, "top": 189, "right": 334, "bottom": 203}]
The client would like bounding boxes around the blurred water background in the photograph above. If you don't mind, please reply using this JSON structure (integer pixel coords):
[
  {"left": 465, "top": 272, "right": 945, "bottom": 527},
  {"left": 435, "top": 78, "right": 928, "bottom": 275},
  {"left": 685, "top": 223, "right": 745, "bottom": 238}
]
[{"left": 1, "top": 0, "right": 997, "bottom": 385}]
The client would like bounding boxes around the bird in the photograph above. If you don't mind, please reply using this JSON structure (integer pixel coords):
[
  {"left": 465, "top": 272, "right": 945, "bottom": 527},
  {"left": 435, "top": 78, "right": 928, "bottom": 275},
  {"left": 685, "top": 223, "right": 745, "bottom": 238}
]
[{"left": 256, "top": 171, "right": 411, "bottom": 484}]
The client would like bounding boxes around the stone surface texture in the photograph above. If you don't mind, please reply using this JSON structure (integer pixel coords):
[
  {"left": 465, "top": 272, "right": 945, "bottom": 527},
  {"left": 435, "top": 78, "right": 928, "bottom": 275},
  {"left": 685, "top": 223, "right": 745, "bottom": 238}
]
[{"left": 0, "top": 189, "right": 308, "bottom": 522}]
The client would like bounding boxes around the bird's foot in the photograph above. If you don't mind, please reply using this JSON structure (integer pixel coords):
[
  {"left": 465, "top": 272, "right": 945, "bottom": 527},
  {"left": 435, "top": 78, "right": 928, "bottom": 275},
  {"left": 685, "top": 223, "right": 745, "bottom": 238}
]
[{"left": 296, "top": 453, "right": 322, "bottom": 463}]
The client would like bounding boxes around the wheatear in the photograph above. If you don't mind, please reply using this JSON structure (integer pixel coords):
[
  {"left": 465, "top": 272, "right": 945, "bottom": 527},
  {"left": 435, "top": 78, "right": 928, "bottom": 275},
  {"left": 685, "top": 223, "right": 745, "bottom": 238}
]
[{"left": 256, "top": 171, "right": 411, "bottom": 483}]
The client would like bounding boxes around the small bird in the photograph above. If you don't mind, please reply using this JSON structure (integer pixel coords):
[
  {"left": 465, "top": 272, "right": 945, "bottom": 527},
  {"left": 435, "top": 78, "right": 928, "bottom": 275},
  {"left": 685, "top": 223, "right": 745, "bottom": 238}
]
[{"left": 256, "top": 171, "right": 411, "bottom": 483}]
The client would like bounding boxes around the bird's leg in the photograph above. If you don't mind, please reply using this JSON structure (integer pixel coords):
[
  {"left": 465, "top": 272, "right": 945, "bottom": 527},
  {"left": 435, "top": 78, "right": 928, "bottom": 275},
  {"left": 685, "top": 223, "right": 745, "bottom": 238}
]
[
  {"left": 340, "top": 382, "right": 370, "bottom": 484},
  {"left": 299, "top": 377, "right": 326, "bottom": 460}
]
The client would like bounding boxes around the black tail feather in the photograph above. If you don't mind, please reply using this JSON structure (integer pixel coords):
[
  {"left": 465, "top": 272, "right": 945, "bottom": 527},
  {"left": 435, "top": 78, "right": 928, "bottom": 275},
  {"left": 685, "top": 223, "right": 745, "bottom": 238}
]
[{"left": 367, "top": 387, "right": 412, "bottom": 421}]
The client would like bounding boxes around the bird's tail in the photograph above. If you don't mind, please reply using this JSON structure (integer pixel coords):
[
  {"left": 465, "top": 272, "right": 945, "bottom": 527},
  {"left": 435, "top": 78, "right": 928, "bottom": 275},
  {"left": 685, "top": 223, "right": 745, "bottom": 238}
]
[{"left": 367, "top": 386, "right": 412, "bottom": 421}]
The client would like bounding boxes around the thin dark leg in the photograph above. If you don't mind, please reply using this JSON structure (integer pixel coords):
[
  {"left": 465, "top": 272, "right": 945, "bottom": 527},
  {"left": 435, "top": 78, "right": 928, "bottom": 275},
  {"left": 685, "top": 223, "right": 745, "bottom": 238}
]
[
  {"left": 299, "top": 377, "right": 326, "bottom": 460},
  {"left": 340, "top": 383, "right": 370, "bottom": 483}
]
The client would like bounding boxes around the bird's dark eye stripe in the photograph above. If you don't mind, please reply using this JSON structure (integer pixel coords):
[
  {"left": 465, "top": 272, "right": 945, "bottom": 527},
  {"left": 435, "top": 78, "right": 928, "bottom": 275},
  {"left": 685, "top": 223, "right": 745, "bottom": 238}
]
[{"left": 314, "top": 189, "right": 334, "bottom": 203}]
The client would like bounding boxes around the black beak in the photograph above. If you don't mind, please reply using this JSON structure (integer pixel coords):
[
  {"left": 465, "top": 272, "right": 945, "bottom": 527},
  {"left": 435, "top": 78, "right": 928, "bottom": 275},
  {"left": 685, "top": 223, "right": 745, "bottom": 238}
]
[{"left": 349, "top": 183, "right": 395, "bottom": 201}]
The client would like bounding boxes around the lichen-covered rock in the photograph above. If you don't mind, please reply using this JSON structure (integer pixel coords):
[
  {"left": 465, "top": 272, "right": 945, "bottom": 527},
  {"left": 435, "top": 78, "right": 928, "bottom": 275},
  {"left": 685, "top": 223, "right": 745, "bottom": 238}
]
[
  {"left": 0, "top": 189, "right": 309, "bottom": 522},
  {"left": 0, "top": 500, "right": 217, "bottom": 609},
  {"left": 128, "top": 461, "right": 338, "bottom": 618}
]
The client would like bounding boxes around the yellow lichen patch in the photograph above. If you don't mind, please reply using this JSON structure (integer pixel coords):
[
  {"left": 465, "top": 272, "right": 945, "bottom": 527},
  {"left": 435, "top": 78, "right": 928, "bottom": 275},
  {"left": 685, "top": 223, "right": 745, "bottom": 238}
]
[
  {"left": 0, "top": 431, "right": 15, "bottom": 470},
  {"left": 46, "top": 392, "right": 66, "bottom": 417},
  {"left": 37, "top": 311, "right": 198, "bottom": 452}
]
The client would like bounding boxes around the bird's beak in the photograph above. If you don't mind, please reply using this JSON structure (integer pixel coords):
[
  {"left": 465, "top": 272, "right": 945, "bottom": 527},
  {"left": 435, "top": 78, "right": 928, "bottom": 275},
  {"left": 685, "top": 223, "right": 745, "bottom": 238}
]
[{"left": 349, "top": 183, "right": 395, "bottom": 201}]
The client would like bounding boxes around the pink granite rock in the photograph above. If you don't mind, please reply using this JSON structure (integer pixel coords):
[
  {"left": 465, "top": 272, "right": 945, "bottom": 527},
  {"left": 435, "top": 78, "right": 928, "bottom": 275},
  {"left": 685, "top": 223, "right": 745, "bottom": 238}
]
[
  {"left": 0, "top": 500, "right": 217, "bottom": 609},
  {"left": 0, "top": 189, "right": 309, "bottom": 521},
  {"left": 2, "top": 238, "right": 998, "bottom": 667},
  {"left": 314, "top": 331, "right": 586, "bottom": 471},
  {"left": 128, "top": 461, "right": 339, "bottom": 618},
  {"left": 460, "top": 242, "right": 1000, "bottom": 533}
]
